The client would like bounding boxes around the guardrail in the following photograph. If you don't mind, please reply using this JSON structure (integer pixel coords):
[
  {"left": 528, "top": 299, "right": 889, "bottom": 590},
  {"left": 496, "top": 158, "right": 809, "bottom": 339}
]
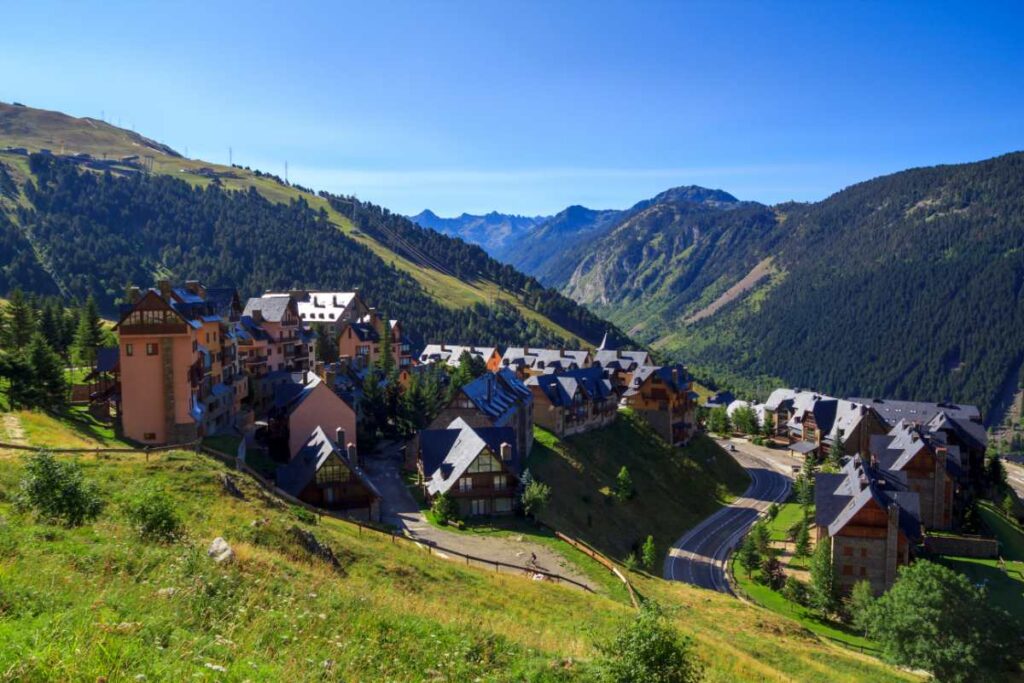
[{"left": 555, "top": 531, "right": 640, "bottom": 609}]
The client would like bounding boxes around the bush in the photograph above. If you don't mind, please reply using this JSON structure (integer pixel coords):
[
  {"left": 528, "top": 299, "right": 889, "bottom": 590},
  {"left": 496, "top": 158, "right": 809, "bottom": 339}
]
[
  {"left": 782, "top": 576, "right": 807, "bottom": 605},
  {"left": 14, "top": 451, "right": 104, "bottom": 527},
  {"left": 430, "top": 492, "right": 459, "bottom": 526},
  {"left": 596, "top": 601, "right": 704, "bottom": 683},
  {"left": 521, "top": 480, "right": 552, "bottom": 518},
  {"left": 641, "top": 535, "right": 657, "bottom": 571},
  {"left": 615, "top": 466, "right": 634, "bottom": 502},
  {"left": 123, "top": 485, "right": 183, "bottom": 542}
]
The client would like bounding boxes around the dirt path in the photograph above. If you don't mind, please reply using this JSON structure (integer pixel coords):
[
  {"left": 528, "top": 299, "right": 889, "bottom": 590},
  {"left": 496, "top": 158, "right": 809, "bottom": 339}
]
[
  {"left": 362, "top": 444, "right": 596, "bottom": 591},
  {"left": 1, "top": 413, "right": 27, "bottom": 445}
]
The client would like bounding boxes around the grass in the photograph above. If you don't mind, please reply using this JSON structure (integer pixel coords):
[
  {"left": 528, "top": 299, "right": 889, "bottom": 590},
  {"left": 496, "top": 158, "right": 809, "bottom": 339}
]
[
  {"left": 526, "top": 411, "right": 750, "bottom": 564},
  {"left": 768, "top": 501, "right": 807, "bottom": 542},
  {"left": 3, "top": 407, "right": 131, "bottom": 449},
  {"left": 203, "top": 433, "right": 242, "bottom": 456},
  {"left": 0, "top": 446, "right": 915, "bottom": 681}
]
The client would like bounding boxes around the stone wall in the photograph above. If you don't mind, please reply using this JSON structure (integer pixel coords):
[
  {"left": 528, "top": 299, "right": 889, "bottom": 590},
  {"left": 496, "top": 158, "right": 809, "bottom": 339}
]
[{"left": 923, "top": 534, "right": 999, "bottom": 558}]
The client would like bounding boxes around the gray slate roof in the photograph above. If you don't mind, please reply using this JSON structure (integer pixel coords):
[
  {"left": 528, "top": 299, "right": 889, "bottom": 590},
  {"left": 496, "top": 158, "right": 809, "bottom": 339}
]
[
  {"left": 275, "top": 426, "right": 381, "bottom": 499},
  {"left": 243, "top": 294, "right": 294, "bottom": 323},
  {"left": 419, "top": 417, "right": 519, "bottom": 496}
]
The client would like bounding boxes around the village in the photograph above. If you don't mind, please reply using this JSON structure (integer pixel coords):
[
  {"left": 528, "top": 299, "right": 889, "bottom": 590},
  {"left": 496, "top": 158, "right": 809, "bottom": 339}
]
[{"left": 77, "top": 278, "right": 1020, "bottom": 607}]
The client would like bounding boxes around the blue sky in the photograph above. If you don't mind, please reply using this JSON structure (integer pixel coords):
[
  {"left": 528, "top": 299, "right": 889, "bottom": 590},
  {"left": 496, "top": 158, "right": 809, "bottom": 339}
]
[{"left": 3, "top": 1, "right": 1023, "bottom": 215}]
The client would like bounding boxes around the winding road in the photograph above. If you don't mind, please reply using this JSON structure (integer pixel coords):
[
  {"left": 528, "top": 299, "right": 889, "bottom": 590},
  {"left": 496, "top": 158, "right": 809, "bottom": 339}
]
[{"left": 664, "top": 439, "right": 794, "bottom": 593}]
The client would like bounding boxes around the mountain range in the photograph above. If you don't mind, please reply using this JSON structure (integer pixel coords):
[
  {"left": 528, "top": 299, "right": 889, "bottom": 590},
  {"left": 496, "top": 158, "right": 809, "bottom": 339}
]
[
  {"left": 421, "top": 157, "right": 1024, "bottom": 422},
  {"left": 408, "top": 209, "right": 548, "bottom": 253}
]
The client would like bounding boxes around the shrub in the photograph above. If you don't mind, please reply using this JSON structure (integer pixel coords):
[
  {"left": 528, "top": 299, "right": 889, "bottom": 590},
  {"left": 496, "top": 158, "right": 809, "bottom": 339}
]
[
  {"left": 623, "top": 552, "right": 639, "bottom": 571},
  {"left": 123, "top": 485, "right": 183, "bottom": 542},
  {"left": 430, "top": 492, "right": 459, "bottom": 526},
  {"left": 641, "top": 535, "right": 657, "bottom": 570},
  {"left": 782, "top": 576, "right": 807, "bottom": 605},
  {"left": 846, "top": 580, "right": 873, "bottom": 634},
  {"left": 521, "top": 480, "right": 551, "bottom": 518},
  {"left": 596, "top": 601, "right": 704, "bottom": 683},
  {"left": 615, "top": 466, "right": 634, "bottom": 502},
  {"left": 14, "top": 451, "right": 104, "bottom": 527},
  {"left": 291, "top": 505, "right": 318, "bottom": 525}
]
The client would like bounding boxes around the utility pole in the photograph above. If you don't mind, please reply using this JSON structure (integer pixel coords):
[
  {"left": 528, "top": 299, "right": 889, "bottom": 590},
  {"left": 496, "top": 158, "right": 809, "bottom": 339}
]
[
  {"left": 285, "top": 160, "right": 289, "bottom": 184},
  {"left": 229, "top": 146, "right": 232, "bottom": 166}
]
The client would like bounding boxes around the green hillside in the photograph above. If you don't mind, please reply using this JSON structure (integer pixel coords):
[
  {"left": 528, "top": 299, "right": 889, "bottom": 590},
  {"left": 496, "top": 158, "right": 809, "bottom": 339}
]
[
  {"left": 0, "top": 435, "right": 915, "bottom": 681},
  {"left": 555, "top": 154, "right": 1024, "bottom": 419},
  {"left": 0, "top": 101, "right": 626, "bottom": 349}
]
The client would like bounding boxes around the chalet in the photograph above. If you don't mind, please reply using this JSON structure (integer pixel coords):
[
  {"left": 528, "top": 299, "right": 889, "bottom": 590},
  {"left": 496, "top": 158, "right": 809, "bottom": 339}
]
[
  {"left": 275, "top": 426, "right": 380, "bottom": 520},
  {"left": 869, "top": 421, "right": 960, "bottom": 530},
  {"left": 500, "top": 347, "right": 592, "bottom": 379},
  {"left": 337, "top": 308, "right": 412, "bottom": 370},
  {"left": 526, "top": 366, "right": 617, "bottom": 437},
  {"left": 703, "top": 390, "right": 735, "bottom": 410},
  {"left": 243, "top": 294, "right": 316, "bottom": 373},
  {"left": 623, "top": 364, "right": 697, "bottom": 446},
  {"left": 417, "top": 417, "right": 521, "bottom": 516},
  {"left": 850, "top": 397, "right": 987, "bottom": 485},
  {"left": 418, "top": 369, "right": 533, "bottom": 468},
  {"left": 266, "top": 373, "right": 358, "bottom": 460},
  {"left": 763, "top": 389, "right": 888, "bottom": 460},
  {"left": 815, "top": 456, "right": 922, "bottom": 595},
  {"left": 291, "top": 290, "right": 369, "bottom": 330},
  {"left": 592, "top": 332, "right": 652, "bottom": 391},
  {"left": 419, "top": 344, "right": 502, "bottom": 372}
]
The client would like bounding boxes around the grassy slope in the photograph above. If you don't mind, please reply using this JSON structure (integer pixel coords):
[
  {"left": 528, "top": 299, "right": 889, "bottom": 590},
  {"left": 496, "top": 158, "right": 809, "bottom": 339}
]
[
  {"left": 527, "top": 411, "right": 751, "bottom": 564},
  {"left": 0, "top": 445, "right": 914, "bottom": 681},
  {"left": 0, "top": 103, "right": 584, "bottom": 345}
]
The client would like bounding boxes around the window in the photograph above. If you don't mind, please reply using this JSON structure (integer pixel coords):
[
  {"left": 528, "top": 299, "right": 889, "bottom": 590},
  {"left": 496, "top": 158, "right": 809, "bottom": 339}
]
[
  {"left": 471, "top": 499, "right": 487, "bottom": 515},
  {"left": 860, "top": 548, "right": 868, "bottom": 558},
  {"left": 494, "top": 497, "right": 512, "bottom": 513},
  {"left": 324, "top": 487, "right": 335, "bottom": 504},
  {"left": 842, "top": 564, "right": 853, "bottom": 576},
  {"left": 206, "top": 333, "right": 210, "bottom": 343},
  {"left": 842, "top": 546, "right": 853, "bottom": 556},
  {"left": 125, "top": 343, "right": 134, "bottom": 357},
  {"left": 146, "top": 343, "right": 158, "bottom": 356},
  {"left": 143, "top": 432, "right": 156, "bottom": 441},
  {"left": 493, "top": 475, "right": 507, "bottom": 490},
  {"left": 859, "top": 566, "right": 867, "bottom": 577},
  {"left": 467, "top": 451, "right": 502, "bottom": 473},
  {"left": 459, "top": 477, "right": 473, "bottom": 492},
  {"left": 316, "top": 457, "right": 349, "bottom": 485}
]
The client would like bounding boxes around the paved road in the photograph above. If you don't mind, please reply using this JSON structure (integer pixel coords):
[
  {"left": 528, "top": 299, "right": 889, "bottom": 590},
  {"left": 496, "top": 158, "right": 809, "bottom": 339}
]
[
  {"left": 664, "top": 439, "right": 794, "bottom": 593},
  {"left": 361, "top": 443, "right": 595, "bottom": 590},
  {"left": 1004, "top": 456, "right": 1024, "bottom": 499}
]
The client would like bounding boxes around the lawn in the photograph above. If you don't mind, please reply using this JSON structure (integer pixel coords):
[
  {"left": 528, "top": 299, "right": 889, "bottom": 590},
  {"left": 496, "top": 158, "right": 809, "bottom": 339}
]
[
  {"left": 526, "top": 411, "right": 750, "bottom": 565},
  {"left": 768, "top": 500, "right": 808, "bottom": 542},
  {"left": 0, "top": 447, "right": 914, "bottom": 681},
  {"left": 1, "top": 407, "right": 132, "bottom": 450}
]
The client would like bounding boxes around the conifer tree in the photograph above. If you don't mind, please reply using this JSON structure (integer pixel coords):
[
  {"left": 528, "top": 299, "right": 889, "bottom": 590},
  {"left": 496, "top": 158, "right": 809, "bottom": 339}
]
[
  {"left": 809, "top": 534, "right": 838, "bottom": 617},
  {"left": 72, "top": 295, "right": 103, "bottom": 367},
  {"left": 27, "top": 332, "right": 67, "bottom": 409},
  {"left": 1, "top": 289, "right": 36, "bottom": 350}
]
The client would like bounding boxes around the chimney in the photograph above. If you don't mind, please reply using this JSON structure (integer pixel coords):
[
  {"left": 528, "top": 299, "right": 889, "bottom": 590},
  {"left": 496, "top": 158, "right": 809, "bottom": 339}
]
[
  {"left": 126, "top": 285, "right": 141, "bottom": 304},
  {"left": 672, "top": 367, "right": 679, "bottom": 386},
  {"left": 185, "top": 280, "right": 202, "bottom": 296},
  {"left": 157, "top": 279, "right": 172, "bottom": 301},
  {"left": 252, "top": 309, "right": 263, "bottom": 323},
  {"left": 347, "top": 442, "right": 360, "bottom": 468},
  {"left": 336, "top": 428, "right": 346, "bottom": 447},
  {"left": 500, "top": 442, "right": 512, "bottom": 461},
  {"left": 441, "top": 343, "right": 448, "bottom": 352}
]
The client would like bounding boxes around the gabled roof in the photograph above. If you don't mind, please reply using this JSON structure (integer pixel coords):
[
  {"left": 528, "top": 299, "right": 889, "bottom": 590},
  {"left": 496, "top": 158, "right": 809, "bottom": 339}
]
[
  {"left": 294, "top": 291, "right": 359, "bottom": 322},
  {"left": 776, "top": 390, "right": 871, "bottom": 444},
  {"left": 871, "top": 421, "right": 963, "bottom": 478},
  {"left": 419, "top": 344, "right": 497, "bottom": 368},
  {"left": 275, "top": 426, "right": 380, "bottom": 499},
  {"left": 849, "top": 397, "right": 981, "bottom": 426},
  {"left": 623, "top": 364, "right": 690, "bottom": 397},
  {"left": 815, "top": 456, "right": 921, "bottom": 542},
  {"left": 527, "top": 366, "right": 613, "bottom": 407},
  {"left": 593, "top": 349, "right": 652, "bottom": 372},
  {"left": 272, "top": 375, "right": 322, "bottom": 414},
  {"left": 419, "top": 417, "right": 519, "bottom": 496},
  {"left": 500, "top": 347, "right": 591, "bottom": 372},
  {"left": 457, "top": 369, "right": 532, "bottom": 423},
  {"left": 243, "top": 294, "right": 294, "bottom": 323}
]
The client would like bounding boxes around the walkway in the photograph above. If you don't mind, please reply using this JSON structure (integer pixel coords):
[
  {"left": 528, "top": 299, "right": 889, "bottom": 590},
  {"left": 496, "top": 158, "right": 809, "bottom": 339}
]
[
  {"left": 664, "top": 438, "right": 793, "bottom": 593},
  {"left": 361, "top": 443, "right": 596, "bottom": 590}
]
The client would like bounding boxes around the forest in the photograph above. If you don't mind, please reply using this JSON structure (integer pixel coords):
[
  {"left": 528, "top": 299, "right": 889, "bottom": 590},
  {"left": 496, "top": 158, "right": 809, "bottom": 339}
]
[{"left": 0, "top": 154, "right": 625, "bottom": 351}]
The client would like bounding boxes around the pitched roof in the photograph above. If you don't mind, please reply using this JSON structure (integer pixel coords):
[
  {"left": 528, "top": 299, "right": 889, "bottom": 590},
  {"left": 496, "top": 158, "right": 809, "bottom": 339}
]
[
  {"left": 849, "top": 397, "right": 981, "bottom": 425},
  {"left": 242, "top": 294, "right": 294, "bottom": 323},
  {"left": 293, "top": 291, "right": 359, "bottom": 322},
  {"left": 500, "top": 347, "right": 591, "bottom": 372},
  {"left": 419, "top": 344, "right": 497, "bottom": 368},
  {"left": 275, "top": 426, "right": 380, "bottom": 499},
  {"left": 815, "top": 456, "right": 921, "bottom": 542},
  {"left": 527, "top": 366, "right": 613, "bottom": 407},
  {"left": 593, "top": 349, "right": 652, "bottom": 372},
  {"left": 623, "top": 364, "right": 690, "bottom": 397},
  {"left": 457, "top": 369, "right": 532, "bottom": 423},
  {"left": 272, "top": 375, "right": 322, "bottom": 414},
  {"left": 419, "top": 417, "right": 519, "bottom": 496}
]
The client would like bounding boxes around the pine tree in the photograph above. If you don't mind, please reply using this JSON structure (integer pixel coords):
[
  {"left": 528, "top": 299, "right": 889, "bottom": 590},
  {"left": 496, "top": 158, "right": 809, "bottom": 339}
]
[
  {"left": 376, "top": 317, "right": 396, "bottom": 376},
  {"left": 72, "top": 295, "right": 103, "bottom": 368},
  {"left": 1, "top": 288, "right": 36, "bottom": 350},
  {"left": 795, "top": 519, "right": 811, "bottom": 557},
  {"left": 38, "top": 301, "right": 63, "bottom": 356},
  {"left": 828, "top": 431, "right": 846, "bottom": 468},
  {"left": 809, "top": 533, "right": 838, "bottom": 617},
  {"left": 0, "top": 350, "right": 34, "bottom": 409},
  {"left": 641, "top": 535, "right": 657, "bottom": 570},
  {"left": 27, "top": 332, "right": 67, "bottom": 409},
  {"left": 615, "top": 466, "right": 634, "bottom": 501},
  {"left": 738, "top": 534, "right": 760, "bottom": 576}
]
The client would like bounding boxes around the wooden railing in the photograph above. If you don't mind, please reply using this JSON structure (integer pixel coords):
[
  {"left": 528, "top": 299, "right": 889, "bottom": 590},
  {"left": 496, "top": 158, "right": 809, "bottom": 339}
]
[{"left": 555, "top": 531, "right": 640, "bottom": 609}]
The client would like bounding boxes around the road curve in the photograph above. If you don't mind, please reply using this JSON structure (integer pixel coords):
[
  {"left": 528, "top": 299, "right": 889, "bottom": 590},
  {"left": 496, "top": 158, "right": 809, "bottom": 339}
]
[{"left": 664, "top": 441, "right": 793, "bottom": 593}]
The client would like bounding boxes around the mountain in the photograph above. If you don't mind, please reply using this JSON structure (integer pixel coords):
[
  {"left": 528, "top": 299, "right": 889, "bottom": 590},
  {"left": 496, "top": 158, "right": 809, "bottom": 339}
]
[
  {"left": 493, "top": 185, "right": 737, "bottom": 286},
  {"left": 0, "top": 101, "right": 629, "bottom": 350},
  {"left": 560, "top": 154, "right": 1024, "bottom": 421},
  {"left": 408, "top": 209, "right": 547, "bottom": 255}
]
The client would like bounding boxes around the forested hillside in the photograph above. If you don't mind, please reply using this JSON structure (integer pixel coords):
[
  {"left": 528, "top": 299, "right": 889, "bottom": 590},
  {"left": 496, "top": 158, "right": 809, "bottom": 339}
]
[
  {"left": 0, "top": 101, "right": 629, "bottom": 350},
  {"left": 565, "top": 153, "right": 1024, "bottom": 420},
  {"left": 0, "top": 152, "right": 623, "bottom": 350}
]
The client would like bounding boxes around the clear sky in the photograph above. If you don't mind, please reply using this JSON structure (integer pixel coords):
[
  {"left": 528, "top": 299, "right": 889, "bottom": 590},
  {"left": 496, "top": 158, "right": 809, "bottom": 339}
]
[{"left": 3, "top": 1, "right": 1023, "bottom": 215}]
